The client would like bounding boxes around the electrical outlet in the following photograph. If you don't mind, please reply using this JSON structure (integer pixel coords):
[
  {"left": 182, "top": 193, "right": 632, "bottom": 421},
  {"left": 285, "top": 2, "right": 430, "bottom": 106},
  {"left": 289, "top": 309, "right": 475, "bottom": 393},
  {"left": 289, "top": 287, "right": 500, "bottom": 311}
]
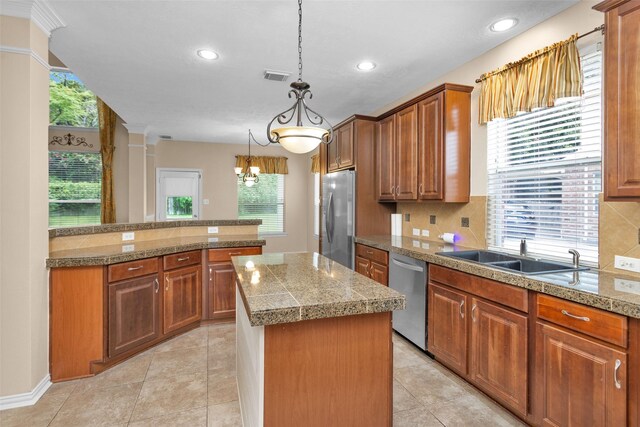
[
  {"left": 421, "top": 229, "right": 430, "bottom": 237},
  {"left": 208, "top": 237, "right": 219, "bottom": 243},
  {"left": 122, "top": 232, "right": 135, "bottom": 241},
  {"left": 615, "top": 255, "right": 640, "bottom": 273},
  {"left": 202, "top": 199, "right": 210, "bottom": 205},
  {"left": 615, "top": 278, "right": 640, "bottom": 295},
  {"left": 121, "top": 244, "right": 135, "bottom": 253},
  {"left": 412, "top": 228, "right": 420, "bottom": 236},
  {"left": 208, "top": 226, "right": 219, "bottom": 234}
]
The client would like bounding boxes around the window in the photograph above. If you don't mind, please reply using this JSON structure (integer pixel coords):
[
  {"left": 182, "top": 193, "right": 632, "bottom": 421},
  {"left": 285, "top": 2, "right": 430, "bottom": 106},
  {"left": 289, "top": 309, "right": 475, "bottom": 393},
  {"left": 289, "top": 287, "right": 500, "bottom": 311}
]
[
  {"left": 486, "top": 47, "right": 602, "bottom": 265},
  {"left": 237, "top": 174, "right": 285, "bottom": 235},
  {"left": 313, "top": 173, "right": 320, "bottom": 237},
  {"left": 49, "top": 70, "right": 98, "bottom": 127},
  {"left": 49, "top": 152, "right": 102, "bottom": 227}
]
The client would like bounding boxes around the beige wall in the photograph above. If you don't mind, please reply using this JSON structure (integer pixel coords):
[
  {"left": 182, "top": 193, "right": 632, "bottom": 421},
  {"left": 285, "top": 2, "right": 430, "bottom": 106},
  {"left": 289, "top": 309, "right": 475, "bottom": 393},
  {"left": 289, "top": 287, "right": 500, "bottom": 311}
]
[
  {"left": 152, "top": 140, "right": 310, "bottom": 253},
  {"left": 0, "top": 16, "right": 50, "bottom": 396}
]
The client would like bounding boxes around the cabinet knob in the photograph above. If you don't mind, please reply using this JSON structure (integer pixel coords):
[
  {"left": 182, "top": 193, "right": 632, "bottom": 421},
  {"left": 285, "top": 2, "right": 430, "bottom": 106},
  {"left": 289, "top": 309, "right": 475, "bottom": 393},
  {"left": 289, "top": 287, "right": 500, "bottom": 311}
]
[
  {"left": 419, "top": 183, "right": 423, "bottom": 194},
  {"left": 561, "top": 309, "right": 590, "bottom": 322}
]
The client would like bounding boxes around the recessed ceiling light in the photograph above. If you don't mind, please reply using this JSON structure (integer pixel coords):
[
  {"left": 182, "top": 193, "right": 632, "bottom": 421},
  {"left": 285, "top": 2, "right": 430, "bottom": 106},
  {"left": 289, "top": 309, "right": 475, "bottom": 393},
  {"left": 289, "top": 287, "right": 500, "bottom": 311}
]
[
  {"left": 197, "top": 49, "right": 219, "bottom": 60},
  {"left": 356, "top": 61, "right": 376, "bottom": 72},
  {"left": 490, "top": 18, "right": 518, "bottom": 32}
]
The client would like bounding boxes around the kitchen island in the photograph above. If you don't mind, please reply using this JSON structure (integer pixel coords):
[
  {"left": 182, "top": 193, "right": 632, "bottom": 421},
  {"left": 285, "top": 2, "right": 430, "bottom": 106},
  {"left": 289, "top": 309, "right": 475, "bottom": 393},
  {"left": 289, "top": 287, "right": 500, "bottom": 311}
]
[{"left": 233, "top": 252, "right": 405, "bottom": 427}]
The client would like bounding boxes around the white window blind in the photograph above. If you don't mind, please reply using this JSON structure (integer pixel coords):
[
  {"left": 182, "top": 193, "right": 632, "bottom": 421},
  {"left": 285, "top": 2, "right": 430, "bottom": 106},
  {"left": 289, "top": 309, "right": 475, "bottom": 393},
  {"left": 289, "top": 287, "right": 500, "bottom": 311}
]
[
  {"left": 237, "top": 174, "right": 285, "bottom": 235},
  {"left": 487, "top": 48, "right": 602, "bottom": 265}
]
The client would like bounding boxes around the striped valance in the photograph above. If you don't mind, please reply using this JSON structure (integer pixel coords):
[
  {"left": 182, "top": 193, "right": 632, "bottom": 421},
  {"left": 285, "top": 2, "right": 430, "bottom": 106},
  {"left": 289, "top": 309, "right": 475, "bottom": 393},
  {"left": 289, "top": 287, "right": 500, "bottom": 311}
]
[
  {"left": 235, "top": 155, "right": 288, "bottom": 174},
  {"left": 310, "top": 154, "right": 320, "bottom": 173},
  {"left": 478, "top": 34, "right": 582, "bottom": 124}
]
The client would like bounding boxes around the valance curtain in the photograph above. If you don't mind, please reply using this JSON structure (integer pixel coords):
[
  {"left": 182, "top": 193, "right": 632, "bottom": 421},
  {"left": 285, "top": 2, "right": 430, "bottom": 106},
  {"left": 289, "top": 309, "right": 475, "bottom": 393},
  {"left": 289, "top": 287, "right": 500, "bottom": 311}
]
[
  {"left": 97, "top": 97, "right": 117, "bottom": 223},
  {"left": 478, "top": 34, "right": 582, "bottom": 124},
  {"left": 235, "top": 156, "right": 289, "bottom": 174},
  {"left": 310, "top": 154, "right": 320, "bottom": 173}
]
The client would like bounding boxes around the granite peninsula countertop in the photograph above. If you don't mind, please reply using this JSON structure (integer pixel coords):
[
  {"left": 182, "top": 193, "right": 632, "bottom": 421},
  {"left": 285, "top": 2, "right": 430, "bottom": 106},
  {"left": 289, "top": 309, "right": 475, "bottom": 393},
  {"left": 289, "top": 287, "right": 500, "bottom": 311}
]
[
  {"left": 356, "top": 235, "right": 640, "bottom": 319},
  {"left": 233, "top": 252, "right": 406, "bottom": 327},
  {"left": 47, "top": 234, "right": 266, "bottom": 268}
]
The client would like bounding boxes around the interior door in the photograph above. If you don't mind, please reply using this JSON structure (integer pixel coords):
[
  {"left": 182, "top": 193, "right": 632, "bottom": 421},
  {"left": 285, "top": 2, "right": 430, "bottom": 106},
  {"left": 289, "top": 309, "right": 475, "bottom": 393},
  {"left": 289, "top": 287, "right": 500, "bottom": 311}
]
[{"left": 156, "top": 169, "right": 201, "bottom": 221}]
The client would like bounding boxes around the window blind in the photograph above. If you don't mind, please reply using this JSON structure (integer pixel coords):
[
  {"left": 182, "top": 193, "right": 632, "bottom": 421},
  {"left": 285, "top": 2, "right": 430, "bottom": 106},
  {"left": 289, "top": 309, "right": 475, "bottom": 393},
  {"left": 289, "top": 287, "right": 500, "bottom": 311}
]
[
  {"left": 237, "top": 174, "right": 285, "bottom": 234},
  {"left": 487, "top": 49, "right": 602, "bottom": 265}
]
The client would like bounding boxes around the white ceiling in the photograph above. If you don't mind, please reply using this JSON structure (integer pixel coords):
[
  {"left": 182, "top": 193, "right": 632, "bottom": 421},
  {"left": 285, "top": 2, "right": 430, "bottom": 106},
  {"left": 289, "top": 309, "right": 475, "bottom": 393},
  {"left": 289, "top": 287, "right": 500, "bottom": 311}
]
[{"left": 48, "top": 0, "right": 577, "bottom": 144}]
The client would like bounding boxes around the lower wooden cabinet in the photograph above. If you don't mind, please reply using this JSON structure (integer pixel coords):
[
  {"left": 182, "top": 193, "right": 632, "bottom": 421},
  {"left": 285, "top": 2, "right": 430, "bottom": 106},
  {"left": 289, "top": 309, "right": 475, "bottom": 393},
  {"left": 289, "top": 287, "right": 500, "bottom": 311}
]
[
  {"left": 428, "top": 283, "right": 468, "bottom": 375},
  {"left": 108, "top": 275, "right": 160, "bottom": 357},
  {"left": 163, "top": 265, "right": 201, "bottom": 334},
  {"left": 536, "top": 321, "right": 627, "bottom": 427},
  {"left": 354, "top": 244, "right": 389, "bottom": 286},
  {"left": 208, "top": 261, "right": 236, "bottom": 319}
]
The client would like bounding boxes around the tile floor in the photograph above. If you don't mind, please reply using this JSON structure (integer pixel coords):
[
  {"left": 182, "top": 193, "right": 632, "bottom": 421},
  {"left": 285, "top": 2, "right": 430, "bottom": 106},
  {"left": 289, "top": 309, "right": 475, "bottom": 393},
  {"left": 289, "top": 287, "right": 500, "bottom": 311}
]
[{"left": 0, "top": 323, "right": 526, "bottom": 427}]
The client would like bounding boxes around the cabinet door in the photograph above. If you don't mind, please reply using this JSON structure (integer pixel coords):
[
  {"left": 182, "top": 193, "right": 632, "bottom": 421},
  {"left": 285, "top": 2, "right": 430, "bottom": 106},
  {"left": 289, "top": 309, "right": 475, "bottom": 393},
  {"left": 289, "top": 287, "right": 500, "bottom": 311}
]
[
  {"left": 370, "top": 261, "right": 388, "bottom": 286},
  {"left": 428, "top": 283, "right": 468, "bottom": 375},
  {"left": 536, "top": 322, "right": 627, "bottom": 427},
  {"left": 337, "top": 122, "right": 354, "bottom": 169},
  {"left": 418, "top": 93, "right": 444, "bottom": 200},
  {"left": 602, "top": 1, "right": 640, "bottom": 199},
  {"left": 163, "top": 265, "right": 201, "bottom": 334},
  {"left": 395, "top": 104, "right": 418, "bottom": 200},
  {"left": 355, "top": 256, "right": 371, "bottom": 278},
  {"left": 327, "top": 131, "right": 339, "bottom": 172},
  {"left": 108, "top": 275, "right": 160, "bottom": 357},
  {"left": 209, "top": 261, "right": 236, "bottom": 319},
  {"left": 470, "top": 298, "right": 527, "bottom": 417},
  {"left": 376, "top": 115, "right": 396, "bottom": 201}
]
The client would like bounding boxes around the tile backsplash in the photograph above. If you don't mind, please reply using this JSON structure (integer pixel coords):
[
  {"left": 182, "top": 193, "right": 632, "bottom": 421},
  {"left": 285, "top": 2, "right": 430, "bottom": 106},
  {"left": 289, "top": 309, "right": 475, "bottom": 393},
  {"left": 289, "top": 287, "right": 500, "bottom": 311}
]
[{"left": 599, "top": 195, "right": 640, "bottom": 277}]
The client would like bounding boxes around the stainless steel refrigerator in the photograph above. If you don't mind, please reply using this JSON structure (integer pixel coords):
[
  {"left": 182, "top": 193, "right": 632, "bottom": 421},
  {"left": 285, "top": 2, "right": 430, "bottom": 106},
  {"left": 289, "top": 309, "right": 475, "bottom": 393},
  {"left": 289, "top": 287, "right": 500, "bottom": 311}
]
[{"left": 322, "top": 170, "right": 355, "bottom": 269}]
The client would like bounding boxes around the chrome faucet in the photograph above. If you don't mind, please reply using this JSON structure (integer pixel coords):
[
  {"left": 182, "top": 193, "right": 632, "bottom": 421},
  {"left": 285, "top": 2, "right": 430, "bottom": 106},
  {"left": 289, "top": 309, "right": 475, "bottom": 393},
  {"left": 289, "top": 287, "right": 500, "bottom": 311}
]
[
  {"left": 568, "top": 249, "right": 581, "bottom": 268},
  {"left": 520, "top": 239, "right": 527, "bottom": 257}
]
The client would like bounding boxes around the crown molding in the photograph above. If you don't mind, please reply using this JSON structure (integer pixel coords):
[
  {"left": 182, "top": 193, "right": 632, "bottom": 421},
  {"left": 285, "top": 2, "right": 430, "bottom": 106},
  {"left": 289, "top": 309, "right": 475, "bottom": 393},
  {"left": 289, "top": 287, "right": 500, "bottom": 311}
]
[
  {"left": 122, "top": 123, "right": 149, "bottom": 135},
  {"left": 0, "top": 1, "right": 66, "bottom": 37},
  {"left": 0, "top": 44, "right": 49, "bottom": 69}
]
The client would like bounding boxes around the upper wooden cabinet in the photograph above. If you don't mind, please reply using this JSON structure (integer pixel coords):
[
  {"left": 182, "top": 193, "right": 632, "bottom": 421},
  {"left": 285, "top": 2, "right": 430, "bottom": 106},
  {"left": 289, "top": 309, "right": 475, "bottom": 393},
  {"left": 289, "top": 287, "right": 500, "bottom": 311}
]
[
  {"left": 376, "top": 83, "right": 472, "bottom": 202},
  {"left": 327, "top": 121, "right": 355, "bottom": 172},
  {"left": 595, "top": 0, "right": 640, "bottom": 200}
]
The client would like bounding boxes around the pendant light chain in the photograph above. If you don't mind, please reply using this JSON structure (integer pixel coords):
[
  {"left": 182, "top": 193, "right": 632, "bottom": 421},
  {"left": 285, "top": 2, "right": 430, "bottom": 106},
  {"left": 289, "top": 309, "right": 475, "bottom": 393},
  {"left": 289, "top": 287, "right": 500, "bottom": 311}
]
[{"left": 297, "top": 0, "right": 303, "bottom": 82}]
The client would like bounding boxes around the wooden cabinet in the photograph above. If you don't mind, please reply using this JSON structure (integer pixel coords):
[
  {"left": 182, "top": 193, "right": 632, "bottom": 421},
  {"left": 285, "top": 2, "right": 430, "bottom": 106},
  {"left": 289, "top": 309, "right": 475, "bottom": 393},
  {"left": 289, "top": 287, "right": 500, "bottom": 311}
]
[
  {"left": 376, "top": 83, "right": 471, "bottom": 202},
  {"left": 354, "top": 243, "right": 388, "bottom": 286},
  {"left": 206, "top": 246, "right": 262, "bottom": 320},
  {"left": 328, "top": 121, "right": 354, "bottom": 171},
  {"left": 108, "top": 275, "right": 160, "bottom": 357},
  {"left": 595, "top": 0, "right": 640, "bottom": 200},
  {"left": 428, "top": 282, "right": 468, "bottom": 375},
  {"left": 163, "top": 265, "right": 201, "bottom": 334}
]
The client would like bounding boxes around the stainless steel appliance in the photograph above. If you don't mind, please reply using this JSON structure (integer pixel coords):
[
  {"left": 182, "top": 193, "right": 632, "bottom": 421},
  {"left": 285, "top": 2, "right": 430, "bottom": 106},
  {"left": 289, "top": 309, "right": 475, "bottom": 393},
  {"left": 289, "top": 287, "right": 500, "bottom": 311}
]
[
  {"left": 321, "top": 170, "right": 355, "bottom": 269},
  {"left": 389, "top": 252, "right": 427, "bottom": 351}
]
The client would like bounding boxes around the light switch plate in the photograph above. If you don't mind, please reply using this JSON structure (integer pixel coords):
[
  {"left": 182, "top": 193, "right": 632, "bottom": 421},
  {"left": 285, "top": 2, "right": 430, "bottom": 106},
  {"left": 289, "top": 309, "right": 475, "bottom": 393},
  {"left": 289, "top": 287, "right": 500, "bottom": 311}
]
[
  {"left": 122, "top": 232, "right": 135, "bottom": 241},
  {"left": 412, "top": 228, "right": 420, "bottom": 236},
  {"left": 615, "top": 255, "right": 640, "bottom": 273},
  {"left": 208, "top": 226, "right": 219, "bottom": 234},
  {"left": 421, "top": 229, "right": 430, "bottom": 237}
]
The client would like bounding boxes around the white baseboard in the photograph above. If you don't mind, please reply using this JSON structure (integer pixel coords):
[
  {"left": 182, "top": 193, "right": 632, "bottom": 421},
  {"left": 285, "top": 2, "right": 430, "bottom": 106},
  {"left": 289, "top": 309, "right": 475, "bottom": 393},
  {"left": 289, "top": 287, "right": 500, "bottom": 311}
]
[{"left": 0, "top": 375, "right": 51, "bottom": 411}]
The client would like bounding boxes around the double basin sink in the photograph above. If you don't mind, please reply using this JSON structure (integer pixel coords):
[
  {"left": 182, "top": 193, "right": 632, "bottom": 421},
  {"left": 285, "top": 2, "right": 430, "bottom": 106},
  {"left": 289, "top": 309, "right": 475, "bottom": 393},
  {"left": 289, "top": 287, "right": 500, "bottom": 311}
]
[{"left": 437, "top": 250, "right": 589, "bottom": 276}]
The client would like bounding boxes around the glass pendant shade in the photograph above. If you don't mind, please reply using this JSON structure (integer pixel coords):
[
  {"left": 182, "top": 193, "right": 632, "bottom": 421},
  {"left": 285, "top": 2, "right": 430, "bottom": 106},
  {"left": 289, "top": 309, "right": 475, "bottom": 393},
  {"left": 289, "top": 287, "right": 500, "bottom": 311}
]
[
  {"left": 234, "top": 166, "right": 243, "bottom": 175},
  {"left": 271, "top": 126, "right": 328, "bottom": 154},
  {"left": 249, "top": 166, "right": 260, "bottom": 175},
  {"left": 244, "top": 177, "right": 256, "bottom": 187}
]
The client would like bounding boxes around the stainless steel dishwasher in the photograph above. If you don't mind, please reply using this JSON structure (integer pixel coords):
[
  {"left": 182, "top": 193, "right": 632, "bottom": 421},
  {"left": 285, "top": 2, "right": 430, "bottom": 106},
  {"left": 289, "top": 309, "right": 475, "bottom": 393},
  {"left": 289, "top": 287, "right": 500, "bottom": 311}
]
[{"left": 389, "top": 252, "right": 427, "bottom": 351}]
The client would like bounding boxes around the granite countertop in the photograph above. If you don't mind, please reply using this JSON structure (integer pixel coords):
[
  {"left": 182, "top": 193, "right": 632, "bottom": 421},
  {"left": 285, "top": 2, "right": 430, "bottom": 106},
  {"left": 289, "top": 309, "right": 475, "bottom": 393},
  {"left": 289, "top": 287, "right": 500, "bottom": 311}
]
[
  {"left": 233, "top": 252, "right": 406, "bottom": 327},
  {"left": 48, "top": 219, "right": 262, "bottom": 238},
  {"left": 47, "top": 234, "right": 266, "bottom": 268},
  {"left": 356, "top": 235, "right": 640, "bottom": 319}
]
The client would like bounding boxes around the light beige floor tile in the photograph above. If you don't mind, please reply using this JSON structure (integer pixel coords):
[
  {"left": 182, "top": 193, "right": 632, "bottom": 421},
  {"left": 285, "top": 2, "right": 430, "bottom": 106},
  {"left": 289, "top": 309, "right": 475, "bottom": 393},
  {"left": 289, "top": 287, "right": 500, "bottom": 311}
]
[
  {"left": 208, "top": 375, "right": 238, "bottom": 406},
  {"left": 207, "top": 401, "right": 242, "bottom": 427},
  {"left": 394, "top": 363, "right": 468, "bottom": 408},
  {"left": 49, "top": 382, "right": 141, "bottom": 427},
  {"left": 128, "top": 405, "right": 207, "bottom": 427},
  {"left": 394, "top": 343, "right": 432, "bottom": 369},
  {"left": 130, "top": 371, "right": 207, "bottom": 421},
  {"left": 208, "top": 323, "right": 236, "bottom": 345},
  {"left": 430, "top": 393, "right": 526, "bottom": 427},
  {"left": 394, "top": 380, "right": 422, "bottom": 414},
  {"left": 393, "top": 407, "right": 444, "bottom": 427},
  {"left": 73, "top": 354, "right": 152, "bottom": 394},
  {"left": 145, "top": 346, "right": 207, "bottom": 382},
  {"left": 0, "top": 393, "right": 68, "bottom": 427},
  {"left": 207, "top": 344, "right": 235, "bottom": 372},
  {"left": 46, "top": 380, "right": 80, "bottom": 397},
  {"left": 154, "top": 327, "right": 208, "bottom": 353}
]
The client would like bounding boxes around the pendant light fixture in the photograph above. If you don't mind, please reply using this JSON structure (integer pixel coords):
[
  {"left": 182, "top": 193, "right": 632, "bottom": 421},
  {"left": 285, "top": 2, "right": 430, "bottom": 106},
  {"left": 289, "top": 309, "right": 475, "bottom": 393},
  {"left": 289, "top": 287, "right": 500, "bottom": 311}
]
[
  {"left": 235, "top": 130, "right": 260, "bottom": 187},
  {"left": 263, "top": 0, "right": 334, "bottom": 154}
]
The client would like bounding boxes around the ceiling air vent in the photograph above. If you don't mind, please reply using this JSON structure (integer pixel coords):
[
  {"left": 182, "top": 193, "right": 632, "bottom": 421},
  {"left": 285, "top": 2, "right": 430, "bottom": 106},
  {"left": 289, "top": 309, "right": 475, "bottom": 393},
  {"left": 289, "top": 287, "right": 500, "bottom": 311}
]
[
  {"left": 158, "top": 135, "right": 172, "bottom": 140},
  {"left": 264, "top": 70, "right": 291, "bottom": 82}
]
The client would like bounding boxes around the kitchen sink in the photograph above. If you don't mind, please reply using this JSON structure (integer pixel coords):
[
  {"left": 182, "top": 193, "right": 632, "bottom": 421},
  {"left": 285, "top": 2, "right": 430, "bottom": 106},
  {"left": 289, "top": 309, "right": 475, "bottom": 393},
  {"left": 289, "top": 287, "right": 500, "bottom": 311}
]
[{"left": 437, "top": 250, "right": 589, "bottom": 276}]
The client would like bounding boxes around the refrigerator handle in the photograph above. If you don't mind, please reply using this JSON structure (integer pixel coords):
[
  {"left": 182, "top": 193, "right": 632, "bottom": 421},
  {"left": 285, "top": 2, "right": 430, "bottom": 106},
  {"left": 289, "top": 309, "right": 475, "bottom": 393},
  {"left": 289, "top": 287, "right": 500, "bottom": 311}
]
[{"left": 326, "top": 192, "right": 334, "bottom": 244}]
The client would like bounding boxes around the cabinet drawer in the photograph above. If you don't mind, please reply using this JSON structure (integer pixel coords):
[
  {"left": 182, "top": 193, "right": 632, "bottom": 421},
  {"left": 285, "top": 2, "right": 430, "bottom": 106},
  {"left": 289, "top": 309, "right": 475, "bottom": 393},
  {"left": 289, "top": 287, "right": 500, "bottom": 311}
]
[
  {"left": 108, "top": 258, "right": 159, "bottom": 282},
  {"left": 355, "top": 244, "right": 388, "bottom": 266},
  {"left": 537, "top": 294, "right": 628, "bottom": 348},
  {"left": 163, "top": 250, "right": 202, "bottom": 270},
  {"left": 208, "top": 246, "right": 262, "bottom": 262}
]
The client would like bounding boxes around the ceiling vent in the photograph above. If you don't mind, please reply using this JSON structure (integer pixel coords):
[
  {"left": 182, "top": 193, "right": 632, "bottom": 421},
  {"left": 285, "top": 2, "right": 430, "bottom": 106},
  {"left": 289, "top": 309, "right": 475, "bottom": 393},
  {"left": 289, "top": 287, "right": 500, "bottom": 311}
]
[
  {"left": 264, "top": 70, "right": 291, "bottom": 82},
  {"left": 158, "top": 135, "right": 172, "bottom": 140}
]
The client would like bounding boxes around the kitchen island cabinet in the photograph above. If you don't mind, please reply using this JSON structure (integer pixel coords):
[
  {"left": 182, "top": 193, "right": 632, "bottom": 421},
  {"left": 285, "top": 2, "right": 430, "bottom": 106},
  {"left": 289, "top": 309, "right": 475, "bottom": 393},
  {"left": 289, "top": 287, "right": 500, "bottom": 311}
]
[{"left": 233, "top": 252, "right": 405, "bottom": 427}]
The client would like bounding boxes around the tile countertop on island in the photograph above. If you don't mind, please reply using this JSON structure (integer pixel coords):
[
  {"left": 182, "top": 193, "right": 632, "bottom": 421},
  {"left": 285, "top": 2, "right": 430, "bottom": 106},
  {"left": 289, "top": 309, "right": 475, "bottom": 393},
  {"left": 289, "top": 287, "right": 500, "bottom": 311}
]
[
  {"left": 356, "top": 235, "right": 640, "bottom": 319},
  {"left": 47, "top": 234, "right": 266, "bottom": 267},
  {"left": 233, "top": 252, "right": 406, "bottom": 327}
]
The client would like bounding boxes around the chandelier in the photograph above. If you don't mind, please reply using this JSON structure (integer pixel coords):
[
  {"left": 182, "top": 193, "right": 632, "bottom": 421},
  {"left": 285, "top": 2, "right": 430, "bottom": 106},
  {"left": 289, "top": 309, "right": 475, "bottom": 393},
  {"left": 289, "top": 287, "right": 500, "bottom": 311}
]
[
  {"left": 235, "top": 130, "right": 260, "bottom": 187},
  {"left": 262, "top": 0, "right": 334, "bottom": 154}
]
